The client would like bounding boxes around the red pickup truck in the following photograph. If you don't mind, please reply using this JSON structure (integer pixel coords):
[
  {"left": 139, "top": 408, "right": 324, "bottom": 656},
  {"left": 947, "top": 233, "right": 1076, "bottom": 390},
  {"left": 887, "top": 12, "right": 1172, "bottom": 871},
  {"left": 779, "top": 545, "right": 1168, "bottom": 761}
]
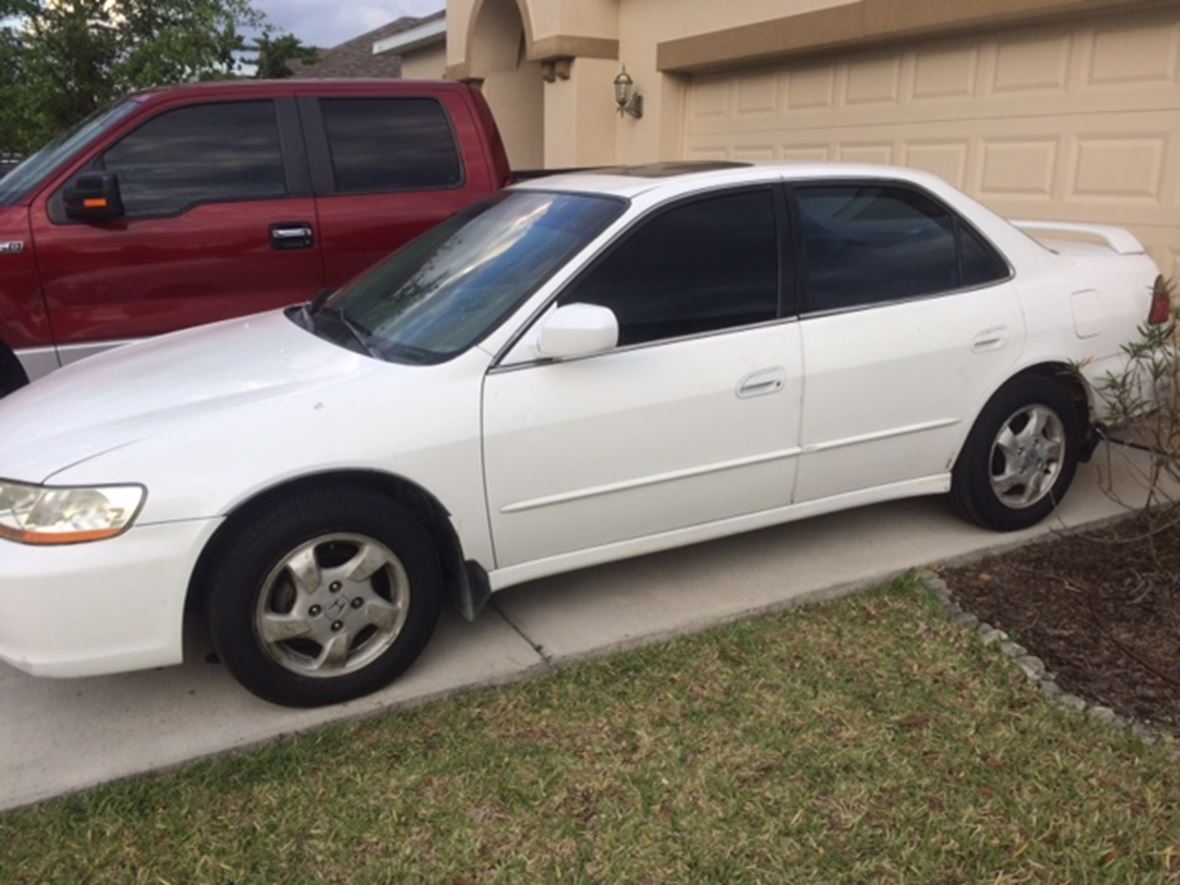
[{"left": 0, "top": 79, "right": 512, "bottom": 395}]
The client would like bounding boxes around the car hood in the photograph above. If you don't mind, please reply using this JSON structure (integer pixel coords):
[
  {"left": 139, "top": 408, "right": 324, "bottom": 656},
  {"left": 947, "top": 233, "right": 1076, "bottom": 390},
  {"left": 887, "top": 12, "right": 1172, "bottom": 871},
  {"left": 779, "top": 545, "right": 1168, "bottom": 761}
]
[{"left": 0, "top": 310, "right": 370, "bottom": 482}]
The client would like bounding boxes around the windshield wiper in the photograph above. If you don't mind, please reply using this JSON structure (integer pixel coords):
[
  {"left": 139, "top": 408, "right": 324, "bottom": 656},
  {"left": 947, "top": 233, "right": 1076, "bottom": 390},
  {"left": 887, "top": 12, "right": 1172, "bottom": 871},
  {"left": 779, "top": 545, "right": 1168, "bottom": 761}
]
[
  {"left": 322, "top": 306, "right": 380, "bottom": 358},
  {"left": 305, "top": 293, "right": 381, "bottom": 359}
]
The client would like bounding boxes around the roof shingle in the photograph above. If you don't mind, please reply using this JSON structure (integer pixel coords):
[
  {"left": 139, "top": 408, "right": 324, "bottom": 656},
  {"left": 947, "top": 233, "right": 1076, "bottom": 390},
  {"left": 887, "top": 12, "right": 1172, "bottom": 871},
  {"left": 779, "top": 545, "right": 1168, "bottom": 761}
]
[{"left": 294, "top": 11, "right": 445, "bottom": 79}]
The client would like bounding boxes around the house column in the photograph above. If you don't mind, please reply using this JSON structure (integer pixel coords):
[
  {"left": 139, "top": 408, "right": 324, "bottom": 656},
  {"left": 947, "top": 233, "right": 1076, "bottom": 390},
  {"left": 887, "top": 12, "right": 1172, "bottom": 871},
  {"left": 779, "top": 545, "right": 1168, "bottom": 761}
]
[{"left": 540, "top": 56, "right": 620, "bottom": 168}]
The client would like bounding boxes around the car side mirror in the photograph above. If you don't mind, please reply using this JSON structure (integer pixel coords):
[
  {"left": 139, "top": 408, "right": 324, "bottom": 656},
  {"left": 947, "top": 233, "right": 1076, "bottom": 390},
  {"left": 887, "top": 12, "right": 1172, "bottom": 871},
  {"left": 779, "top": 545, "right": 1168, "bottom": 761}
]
[
  {"left": 536, "top": 303, "right": 619, "bottom": 360},
  {"left": 63, "top": 172, "right": 125, "bottom": 222}
]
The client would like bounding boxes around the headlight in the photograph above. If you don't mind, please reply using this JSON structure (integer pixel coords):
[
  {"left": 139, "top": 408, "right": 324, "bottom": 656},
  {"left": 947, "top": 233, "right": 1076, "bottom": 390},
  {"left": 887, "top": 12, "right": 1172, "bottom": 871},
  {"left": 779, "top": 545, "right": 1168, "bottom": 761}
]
[{"left": 0, "top": 480, "right": 146, "bottom": 545}]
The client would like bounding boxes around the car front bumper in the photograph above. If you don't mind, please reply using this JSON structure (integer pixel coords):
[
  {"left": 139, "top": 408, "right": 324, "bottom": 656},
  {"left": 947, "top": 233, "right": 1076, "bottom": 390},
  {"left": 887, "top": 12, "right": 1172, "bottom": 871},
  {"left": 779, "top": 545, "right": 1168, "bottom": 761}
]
[{"left": 0, "top": 518, "right": 221, "bottom": 677}]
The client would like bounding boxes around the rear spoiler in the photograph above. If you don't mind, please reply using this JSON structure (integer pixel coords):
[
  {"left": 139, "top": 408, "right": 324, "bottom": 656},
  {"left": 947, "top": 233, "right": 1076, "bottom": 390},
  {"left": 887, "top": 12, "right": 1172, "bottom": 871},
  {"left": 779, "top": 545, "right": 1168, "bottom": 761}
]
[{"left": 1011, "top": 219, "right": 1145, "bottom": 255}]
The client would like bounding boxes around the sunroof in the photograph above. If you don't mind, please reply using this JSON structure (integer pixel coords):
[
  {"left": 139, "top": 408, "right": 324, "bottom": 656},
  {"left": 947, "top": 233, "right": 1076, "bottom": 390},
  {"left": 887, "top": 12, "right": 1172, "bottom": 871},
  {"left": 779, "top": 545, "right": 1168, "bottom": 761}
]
[{"left": 589, "top": 161, "right": 752, "bottom": 178}]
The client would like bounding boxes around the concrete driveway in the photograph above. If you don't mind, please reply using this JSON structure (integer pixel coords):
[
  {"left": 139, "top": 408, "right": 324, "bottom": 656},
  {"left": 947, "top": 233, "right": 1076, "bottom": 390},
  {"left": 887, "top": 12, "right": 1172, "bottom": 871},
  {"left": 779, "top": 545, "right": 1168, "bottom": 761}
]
[{"left": 0, "top": 445, "right": 1154, "bottom": 812}]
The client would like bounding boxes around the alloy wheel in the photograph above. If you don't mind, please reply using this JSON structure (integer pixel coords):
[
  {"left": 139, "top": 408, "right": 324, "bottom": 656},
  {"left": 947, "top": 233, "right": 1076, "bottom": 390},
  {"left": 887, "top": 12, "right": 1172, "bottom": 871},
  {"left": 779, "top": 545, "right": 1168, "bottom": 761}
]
[
  {"left": 253, "top": 533, "right": 410, "bottom": 679},
  {"left": 988, "top": 404, "right": 1066, "bottom": 510}
]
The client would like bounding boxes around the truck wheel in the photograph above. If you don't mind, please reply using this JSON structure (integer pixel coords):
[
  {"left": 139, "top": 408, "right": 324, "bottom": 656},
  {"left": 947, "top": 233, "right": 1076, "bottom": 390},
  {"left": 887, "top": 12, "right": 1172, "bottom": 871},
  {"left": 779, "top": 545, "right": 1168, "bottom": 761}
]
[
  {"left": 951, "top": 376, "right": 1081, "bottom": 532},
  {"left": 0, "top": 346, "right": 28, "bottom": 397},
  {"left": 206, "top": 486, "right": 442, "bottom": 707}
]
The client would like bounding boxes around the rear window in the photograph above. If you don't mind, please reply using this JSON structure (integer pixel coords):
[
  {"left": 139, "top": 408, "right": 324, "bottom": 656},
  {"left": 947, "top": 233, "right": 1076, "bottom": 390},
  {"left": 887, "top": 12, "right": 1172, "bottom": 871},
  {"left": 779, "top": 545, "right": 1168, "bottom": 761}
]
[
  {"left": 796, "top": 185, "right": 959, "bottom": 312},
  {"left": 794, "top": 183, "right": 1010, "bottom": 313},
  {"left": 320, "top": 98, "right": 462, "bottom": 193}
]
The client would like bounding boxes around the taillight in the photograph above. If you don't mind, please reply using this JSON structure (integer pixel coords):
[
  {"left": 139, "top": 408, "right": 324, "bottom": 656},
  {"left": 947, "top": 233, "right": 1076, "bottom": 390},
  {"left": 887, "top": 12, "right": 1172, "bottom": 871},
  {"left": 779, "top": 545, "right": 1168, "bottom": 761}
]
[{"left": 1148, "top": 275, "right": 1172, "bottom": 326}]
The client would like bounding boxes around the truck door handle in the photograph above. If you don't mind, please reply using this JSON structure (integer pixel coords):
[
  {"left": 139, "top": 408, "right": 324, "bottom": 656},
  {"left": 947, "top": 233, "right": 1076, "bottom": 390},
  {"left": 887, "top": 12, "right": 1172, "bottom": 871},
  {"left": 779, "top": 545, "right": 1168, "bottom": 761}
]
[
  {"left": 270, "top": 222, "right": 314, "bottom": 251},
  {"left": 737, "top": 367, "right": 786, "bottom": 399}
]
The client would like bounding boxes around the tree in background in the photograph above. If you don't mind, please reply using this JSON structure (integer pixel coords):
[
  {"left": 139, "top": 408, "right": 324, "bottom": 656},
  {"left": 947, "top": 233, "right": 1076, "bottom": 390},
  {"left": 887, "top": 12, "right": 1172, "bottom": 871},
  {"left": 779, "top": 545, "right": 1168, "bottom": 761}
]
[
  {"left": 0, "top": 0, "right": 308, "bottom": 156},
  {"left": 248, "top": 31, "right": 318, "bottom": 79}
]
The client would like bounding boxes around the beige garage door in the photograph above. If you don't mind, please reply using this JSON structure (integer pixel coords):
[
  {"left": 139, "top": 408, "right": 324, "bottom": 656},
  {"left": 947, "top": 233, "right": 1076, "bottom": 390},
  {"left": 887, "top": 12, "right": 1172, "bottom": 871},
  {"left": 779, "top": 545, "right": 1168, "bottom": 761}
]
[{"left": 683, "top": 6, "right": 1180, "bottom": 280}]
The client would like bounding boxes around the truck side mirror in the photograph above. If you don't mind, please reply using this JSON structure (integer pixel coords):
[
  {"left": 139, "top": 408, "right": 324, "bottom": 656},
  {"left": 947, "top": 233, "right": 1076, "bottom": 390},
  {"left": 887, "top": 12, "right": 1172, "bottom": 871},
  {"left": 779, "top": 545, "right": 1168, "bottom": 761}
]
[{"left": 63, "top": 172, "right": 125, "bottom": 222}]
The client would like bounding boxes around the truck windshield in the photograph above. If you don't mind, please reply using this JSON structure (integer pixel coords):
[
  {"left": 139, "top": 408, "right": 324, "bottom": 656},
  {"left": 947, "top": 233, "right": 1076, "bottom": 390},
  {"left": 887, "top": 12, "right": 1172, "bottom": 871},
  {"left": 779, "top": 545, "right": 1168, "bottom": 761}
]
[
  {"left": 0, "top": 99, "right": 140, "bottom": 206},
  {"left": 318, "top": 190, "right": 626, "bottom": 364}
]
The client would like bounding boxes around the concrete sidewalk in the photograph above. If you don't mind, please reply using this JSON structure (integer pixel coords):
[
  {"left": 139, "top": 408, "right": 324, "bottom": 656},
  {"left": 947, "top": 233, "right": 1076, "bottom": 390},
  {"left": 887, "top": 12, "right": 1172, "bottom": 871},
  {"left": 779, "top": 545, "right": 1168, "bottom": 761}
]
[{"left": 0, "top": 446, "right": 1154, "bottom": 812}]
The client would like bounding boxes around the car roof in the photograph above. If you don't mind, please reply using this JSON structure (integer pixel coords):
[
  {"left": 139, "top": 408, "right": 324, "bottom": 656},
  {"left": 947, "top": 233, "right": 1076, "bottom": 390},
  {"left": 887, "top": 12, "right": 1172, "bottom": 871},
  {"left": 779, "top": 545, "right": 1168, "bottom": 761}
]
[
  {"left": 513, "top": 161, "right": 940, "bottom": 200},
  {"left": 127, "top": 78, "right": 467, "bottom": 105}
]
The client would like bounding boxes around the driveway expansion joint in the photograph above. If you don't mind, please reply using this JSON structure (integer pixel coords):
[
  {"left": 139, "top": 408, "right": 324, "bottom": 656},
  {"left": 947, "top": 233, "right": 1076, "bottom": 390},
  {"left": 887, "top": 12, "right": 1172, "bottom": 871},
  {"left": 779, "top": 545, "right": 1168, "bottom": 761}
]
[{"left": 488, "top": 598, "right": 555, "bottom": 669}]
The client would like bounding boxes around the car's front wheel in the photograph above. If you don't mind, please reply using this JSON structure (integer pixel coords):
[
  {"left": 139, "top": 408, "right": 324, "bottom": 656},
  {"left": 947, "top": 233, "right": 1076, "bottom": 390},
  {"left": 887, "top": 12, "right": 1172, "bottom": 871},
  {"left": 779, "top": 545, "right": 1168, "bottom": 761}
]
[
  {"left": 205, "top": 487, "right": 442, "bottom": 707},
  {"left": 952, "top": 375, "right": 1082, "bottom": 532}
]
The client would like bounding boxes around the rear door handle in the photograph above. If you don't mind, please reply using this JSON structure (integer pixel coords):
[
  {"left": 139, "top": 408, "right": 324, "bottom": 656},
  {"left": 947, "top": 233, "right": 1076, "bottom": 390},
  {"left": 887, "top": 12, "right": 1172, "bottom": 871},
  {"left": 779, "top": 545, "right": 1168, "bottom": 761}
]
[
  {"left": 737, "top": 367, "right": 786, "bottom": 399},
  {"left": 972, "top": 327, "right": 1007, "bottom": 352},
  {"left": 270, "top": 222, "right": 314, "bottom": 251}
]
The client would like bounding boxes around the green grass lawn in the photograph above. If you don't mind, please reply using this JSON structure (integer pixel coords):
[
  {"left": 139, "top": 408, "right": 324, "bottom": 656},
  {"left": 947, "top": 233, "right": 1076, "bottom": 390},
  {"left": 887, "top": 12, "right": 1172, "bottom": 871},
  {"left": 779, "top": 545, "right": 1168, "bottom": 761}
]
[{"left": 3, "top": 577, "right": 1178, "bottom": 883}]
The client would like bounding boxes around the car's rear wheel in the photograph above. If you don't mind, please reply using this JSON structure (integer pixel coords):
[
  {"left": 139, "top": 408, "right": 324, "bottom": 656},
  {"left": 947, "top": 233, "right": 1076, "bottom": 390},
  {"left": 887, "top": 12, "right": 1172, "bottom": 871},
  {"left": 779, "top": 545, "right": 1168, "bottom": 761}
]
[
  {"left": 206, "top": 487, "right": 442, "bottom": 707},
  {"left": 952, "top": 376, "right": 1082, "bottom": 531}
]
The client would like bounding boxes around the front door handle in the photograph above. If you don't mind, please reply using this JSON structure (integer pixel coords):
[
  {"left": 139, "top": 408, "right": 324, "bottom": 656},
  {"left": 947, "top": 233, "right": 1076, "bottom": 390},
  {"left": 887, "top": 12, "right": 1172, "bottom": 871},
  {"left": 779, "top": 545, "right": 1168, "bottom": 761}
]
[
  {"left": 270, "top": 222, "right": 314, "bottom": 251},
  {"left": 737, "top": 367, "right": 786, "bottom": 399}
]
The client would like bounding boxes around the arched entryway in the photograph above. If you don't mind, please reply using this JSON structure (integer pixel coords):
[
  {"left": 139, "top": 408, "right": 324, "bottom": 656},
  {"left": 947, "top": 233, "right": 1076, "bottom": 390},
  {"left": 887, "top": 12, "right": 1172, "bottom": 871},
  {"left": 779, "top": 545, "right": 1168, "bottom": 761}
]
[{"left": 468, "top": 0, "right": 544, "bottom": 169}]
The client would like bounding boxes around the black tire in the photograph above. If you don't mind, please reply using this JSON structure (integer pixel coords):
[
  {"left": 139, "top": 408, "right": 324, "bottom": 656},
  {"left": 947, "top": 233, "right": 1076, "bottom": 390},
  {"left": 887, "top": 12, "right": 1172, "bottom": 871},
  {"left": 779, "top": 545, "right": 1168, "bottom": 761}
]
[
  {"left": 205, "top": 486, "right": 442, "bottom": 707},
  {"left": 951, "top": 375, "right": 1082, "bottom": 532},
  {"left": 0, "top": 346, "right": 28, "bottom": 398}
]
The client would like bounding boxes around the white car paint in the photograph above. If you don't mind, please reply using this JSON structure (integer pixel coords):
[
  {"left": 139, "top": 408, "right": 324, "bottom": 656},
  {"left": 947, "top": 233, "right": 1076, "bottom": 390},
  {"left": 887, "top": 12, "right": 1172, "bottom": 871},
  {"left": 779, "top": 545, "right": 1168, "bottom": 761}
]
[{"left": 0, "top": 162, "right": 1161, "bottom": 679}]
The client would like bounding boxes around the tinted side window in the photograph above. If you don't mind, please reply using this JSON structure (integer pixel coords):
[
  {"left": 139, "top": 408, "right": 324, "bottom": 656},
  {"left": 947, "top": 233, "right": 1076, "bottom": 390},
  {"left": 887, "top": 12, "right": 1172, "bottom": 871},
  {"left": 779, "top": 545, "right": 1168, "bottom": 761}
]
[
  {"left": 796, "top": 185, "right": 959, "bottom": 312},
  {"left": 560, "top": 189, "right": 780, "bottom": 347},
  {"left": 101, "top": 101, "right": 286, "bottom": 216},
  {"left": 321, "top": 98, "right": 462, "bottom": 193},
  {"left": 961, "top": 224, "right": 1010, "bottom": 287}
]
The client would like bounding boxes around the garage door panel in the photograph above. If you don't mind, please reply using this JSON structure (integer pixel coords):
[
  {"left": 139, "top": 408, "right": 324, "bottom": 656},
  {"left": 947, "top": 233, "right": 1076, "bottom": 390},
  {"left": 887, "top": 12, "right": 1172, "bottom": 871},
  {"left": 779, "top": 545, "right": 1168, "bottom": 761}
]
[
  {"left": 1067, "top": 134, "right": 1170, "bottom": 205},
  {"left": 782, "top": 144, "right": 832, "bottom": 163},
  {"left": 788, "top": 63, "right": 836, "bottom": 110},
  {"left": 977, "top": 137, "right": 1059, "bottom": 202},
  {"left": 992, "top": 28, "right": 1072, "bottom": 95},
  {"left": 836, "top": 142, "right": 895, "bottom": 165},
  {"left": 731, "top": 145, "right": 776, "bottom": 162},
  {"left": 912, "top": 41, "right": 981, "bottom": 102},
  {"left": 1084, "top": 16, "right": 1179, "bottom": 89},
  {"left": 735, "top": 69, "right": 781, "bottom": 114},
  {"left": 903, "top": 141, "right": 970, "bottom": 189},
  {"left": 844, "top": 53, "right": 902, "bottom": 106},
  {"left": 684, "top": 7, "right": 1180, "bottom": 266}
]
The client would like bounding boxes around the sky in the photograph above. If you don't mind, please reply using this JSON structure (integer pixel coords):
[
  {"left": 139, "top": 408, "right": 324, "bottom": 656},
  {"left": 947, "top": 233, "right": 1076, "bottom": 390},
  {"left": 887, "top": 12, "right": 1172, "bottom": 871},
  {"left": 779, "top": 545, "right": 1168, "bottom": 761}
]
[{"left": 253, "top": 0, "right": 446, "bottom": 48}]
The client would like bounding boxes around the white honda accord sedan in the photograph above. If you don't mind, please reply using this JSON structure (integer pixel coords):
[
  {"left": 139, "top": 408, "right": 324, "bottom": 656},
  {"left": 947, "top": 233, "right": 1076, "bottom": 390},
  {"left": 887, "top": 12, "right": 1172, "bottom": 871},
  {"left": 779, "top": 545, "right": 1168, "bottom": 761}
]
[{"left": 0, "top": 162, "right": 1166, "bottom": 706}]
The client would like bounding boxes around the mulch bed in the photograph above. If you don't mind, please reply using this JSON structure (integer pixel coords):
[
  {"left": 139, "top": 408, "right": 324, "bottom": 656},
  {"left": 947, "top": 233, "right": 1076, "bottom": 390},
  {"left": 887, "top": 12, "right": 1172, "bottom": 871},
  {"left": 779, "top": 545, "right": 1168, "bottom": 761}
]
[{"left": 944, "top": 512, "right": 1180, "bottom": 735}]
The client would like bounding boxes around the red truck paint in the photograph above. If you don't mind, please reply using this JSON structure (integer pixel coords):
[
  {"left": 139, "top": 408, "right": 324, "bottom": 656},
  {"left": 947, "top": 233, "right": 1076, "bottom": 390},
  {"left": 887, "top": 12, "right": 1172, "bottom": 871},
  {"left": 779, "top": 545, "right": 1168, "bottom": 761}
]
[{"left": 0, "top": 79, "right": 511, "bottom": 389}]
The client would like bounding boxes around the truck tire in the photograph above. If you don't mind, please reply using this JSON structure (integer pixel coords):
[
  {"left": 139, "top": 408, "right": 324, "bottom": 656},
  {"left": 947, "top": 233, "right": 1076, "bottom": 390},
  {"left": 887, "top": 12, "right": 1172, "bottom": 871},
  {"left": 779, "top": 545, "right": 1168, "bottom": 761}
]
[{"left": 0, "top": 345, "right": 28, "bottom": 398}]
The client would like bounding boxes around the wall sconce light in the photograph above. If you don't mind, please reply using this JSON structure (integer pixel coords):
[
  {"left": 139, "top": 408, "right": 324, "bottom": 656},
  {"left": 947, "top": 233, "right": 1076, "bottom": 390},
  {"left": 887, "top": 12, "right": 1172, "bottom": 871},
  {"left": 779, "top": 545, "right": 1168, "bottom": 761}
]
[{"left": 614, "top": 67, "right": 643, "bottom": 119}]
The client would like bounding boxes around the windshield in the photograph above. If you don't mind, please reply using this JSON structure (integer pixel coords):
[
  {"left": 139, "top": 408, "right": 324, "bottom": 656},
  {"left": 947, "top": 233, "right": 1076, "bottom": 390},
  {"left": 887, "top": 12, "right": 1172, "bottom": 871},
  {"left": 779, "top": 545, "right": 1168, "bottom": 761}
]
[
  {"left": 0, "top": 99, "right": 140, "bottom": 206},
  {"left": 318, "top": 190, "right": 626, "bottom": 364}
]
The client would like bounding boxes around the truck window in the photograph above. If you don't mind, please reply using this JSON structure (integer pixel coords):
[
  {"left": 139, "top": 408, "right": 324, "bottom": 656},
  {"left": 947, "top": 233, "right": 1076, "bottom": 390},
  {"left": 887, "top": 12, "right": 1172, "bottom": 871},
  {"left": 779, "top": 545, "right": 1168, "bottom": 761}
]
[
  {"left": 0, "top": 99, "right": 140, "bottom": 207},
  {"left": 320, "top": 98, "right": 462, "bottom": 194},
  {"left": 99, "top": 100, "right": 287, "bottom": 217}
]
